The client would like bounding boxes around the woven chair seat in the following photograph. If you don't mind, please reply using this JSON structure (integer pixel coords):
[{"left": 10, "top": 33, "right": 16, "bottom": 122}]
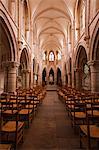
[
  {"left": 68, "top": 104, "right": 74, "bottom": 109},
  {"left": 80, "top": 125, "right": 99, "bottom": 138},
  {"left": 71, "top": 112, "right": 86, "bottom": 118},
  {"left": 31, "top": 101, "right": 38, "bottom": 104},
  {"left": 3, "top": 110, "right": 17, "bottom": 114},
  {"left": 26, "top": 104, "right": 33, "bottom": 108},
  {"left": 1, "top": 121, "right": 24, "bottom": 132},
  {"left": 0, "top": 144, "right": 12, "bottom": 150},
  {"left": 87, "top": 110, "right": 99, "bottom": 116},
  {"left": 26, "top": 104, "right": 37, "bottom": 109},
  {"left": 19, "top": 109, "right": 32, "bottom": 115}
]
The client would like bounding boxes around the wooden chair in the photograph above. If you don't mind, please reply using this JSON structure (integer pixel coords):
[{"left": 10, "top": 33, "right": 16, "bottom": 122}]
[
  {"left": 18, "top": 95, "right": 33, "bottom": 128},
  {"left": 0, "top": 106, "right": 12, "bottom": 150},
  {"left": 0, "top": 101, "right": 24, "bottom": 150},
  {"left": 27, "top": 95, "right": 39, "bottom": 116},
  {"left": 0, "top": 143, "right": 12, "bottom": 150},
  {"left": 70, "top": 100, "right": 86, "bottom": 131},
  {"left": 79, "top": 101, "right": 99, "bottom": 149}
]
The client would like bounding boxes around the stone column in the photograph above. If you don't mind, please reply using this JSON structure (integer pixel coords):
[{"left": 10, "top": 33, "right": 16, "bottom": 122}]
[
  {"left": 3, "top": 61, "right": 18, "bottom": 93},
  {"left": 38, "top": 74, "right": 42, "bottom": 85},
  {"left": 25, "top": 69, "right": 30, "bottom": 89},
  {"left": 68, "top": 72, "right": 71, "bottom": 87},
  {"left": 32, "top": 73, "right": 36, "bottom": 87},
  {"left": 22, "top": 69, "right": 30, "bottom": 89},
  {"left": 22, "top": 70, "right": 26, "bottom": 89},
  {"left": 21, "top": 0, "right": 24, "bottom": 36},
  {"left": 72, "top": 70, "right": 75, "bottom": 88},
  {"left": 71, "top": 20, "right": 75, "bottom": 88},
  {"left": 75, "top": 68, "right": 82, "bottom": 90},
  {"left": 84, "top": 0, "right": 90, "bottom": 45},
  {"left": 88, "top": 60, "right": 99, "bottom": 93}
]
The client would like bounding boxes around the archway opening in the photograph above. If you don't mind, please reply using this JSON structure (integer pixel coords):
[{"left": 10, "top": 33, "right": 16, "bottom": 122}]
[
  {"left": 76, "top": 46, "right": 90, "bottom": 91},
  {"left": 92, "top": 29, "right": 99, "bottom": 60},
  {"left": 42, "top": 68, "right": 47, "bottom": 86},
  {"left": 57, "top": 68, "right": 62, "bottom": 86},
  {"left": 49, "top": 68, "right": 54, "bottom": 85},
  {"left": 0, "top": 17, "right": 15, "bottom": 93},
  {"left": 90, "top": 28, "right": 99, "bottom": 92},
  {"left": 17, "top": 49, "right": 29, "bottom": 89}
]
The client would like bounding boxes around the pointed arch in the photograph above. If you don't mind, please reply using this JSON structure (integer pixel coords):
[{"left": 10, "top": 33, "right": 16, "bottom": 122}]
[
  {"left": 0, "top": 10, "right": 17, "bottom": 61},
  {"left": 20, "top": 48, "right": 29, "bottom": 70},
  {"left": 89, "top": 20, "right": 99, "bottom": 60},
  {"left": 75, "top": 45, "right": 90, "bottom": 90},
  {"left": 42, "top": 68, "right": 47, "bottom": 85},
  {"left": 57, "top": 67, "right": 62, "bottom": 85},
  {"left": 49, "top": 68, "right": 54, "bottom": 84}
]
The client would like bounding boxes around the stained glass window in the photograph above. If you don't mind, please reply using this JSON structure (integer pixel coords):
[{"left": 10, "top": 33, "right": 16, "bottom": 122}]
[{"left": 49, "top": 51, "right": 54, "bottom": 61}]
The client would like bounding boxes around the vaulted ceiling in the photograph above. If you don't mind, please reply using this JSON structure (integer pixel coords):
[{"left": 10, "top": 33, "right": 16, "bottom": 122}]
[{"left": 29, "top": 0, "right": 77, "bottom": 52}]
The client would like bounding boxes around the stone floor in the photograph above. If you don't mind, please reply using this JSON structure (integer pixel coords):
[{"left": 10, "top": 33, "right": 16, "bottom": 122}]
[
  {"left": 18, "top": 91, "right": 82, "bottom": 150},
  {"left": 46, "top": 84, "right": 57, "bottom": 91}
]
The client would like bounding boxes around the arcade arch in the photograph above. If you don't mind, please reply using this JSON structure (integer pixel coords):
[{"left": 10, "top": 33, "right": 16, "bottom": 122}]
[
  {"left": 88, "top": 21, "right": 99, "bottom": 92},
  {"left": 0, "top": 15, "right": 17, "bottom": 93},
  {"left": 17, "top": 48, "right": 30, "bottom": 89},
  {"left": 75, "top": 46, "right": 90, "bottom": 91}
]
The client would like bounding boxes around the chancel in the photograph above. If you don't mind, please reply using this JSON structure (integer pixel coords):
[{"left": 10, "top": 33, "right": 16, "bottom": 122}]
[{"left": 0, "top": 0, "right": 99, "bottom": 149}]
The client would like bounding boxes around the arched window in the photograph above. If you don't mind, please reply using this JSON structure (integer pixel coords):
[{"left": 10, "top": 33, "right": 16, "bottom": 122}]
[
  {"left": 84, "top": 64, "right": 89, "bottom": 76},
  {"left": 49, "top": 51, "right": 55, "bottom": 61},
  {"left": 43, "top": 51, "right": 47, "bottom": 61},
  {"left": 43, "top": 53, "right": 46, "bottom": 61},
  {"left": 57, "top": 51, "right": 61, "bottom": 60}
]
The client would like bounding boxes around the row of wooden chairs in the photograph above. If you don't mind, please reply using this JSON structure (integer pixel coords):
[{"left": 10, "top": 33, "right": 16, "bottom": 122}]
[
  {"left": 0, "top": 85, "right": 46, "bottom": 150},
  {"left": 57, "top": 86, "right": 99, "bottom": 149}
]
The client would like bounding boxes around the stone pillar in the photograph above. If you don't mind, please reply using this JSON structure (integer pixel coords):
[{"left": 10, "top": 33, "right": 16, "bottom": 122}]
[
  {"left": 38, "top": 74, "right": 42, "bottom": 85},
  {"left": 75, "top": 68, "right": 82, "bottom": 90},
  {"left": 63, "top": 74, "right": 66, "bottom": 86},
  {"left": 71, "top": 20, "right": 75, "bottom": 88},
  {"left": 25, "top": 70, "right": 30, "bottom": 89},
  {"left": 30, "top": 64, "right": 33, "bottom": 88},
  {"left": 72, "top": 69, "right": 75, "bottom": 88},
  {"left": 88, "top": 60, "right": 99, "bottom": 93},
  {"left": 21, "top": 0, "right": 24, "bottom": 36},
  {"left": 68, "top": 72, "right": 71, "bottom": 87},
  {"left": 22, "top": 70, "right": 26, "bottom": 89},
  {"left": 22, "top": 69, "right": 30, "bottom": 89},
  {"left": 33, "top": 73, "right": 37, "bottom": 87},
  {"left": 3, "top": 61, "right": 18, "bottom": 93}
]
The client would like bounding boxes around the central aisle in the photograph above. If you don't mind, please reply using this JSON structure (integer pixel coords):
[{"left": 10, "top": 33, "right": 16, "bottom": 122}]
[{"left": 19, "top": 91, "right": 81, "bottom": 150}]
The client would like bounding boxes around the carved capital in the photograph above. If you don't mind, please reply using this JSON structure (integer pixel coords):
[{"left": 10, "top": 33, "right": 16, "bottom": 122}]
[
  {"left": 18, "top": 40, "right": 23, "bottom": 50},
  {"left": 3, "top": 61, "right": 19, "bottom": 69},
  {"left": 74, "top": 67, "right": 82, "bottom": 72},
  {"left": 22, "top": 69, "right": 30, "bottom": 73},
  {"left": 88, "top": 60, "right": 99, "bottom": 67},
  {"left": 84, "top": 35, "right": 90, "bottom": 41}
]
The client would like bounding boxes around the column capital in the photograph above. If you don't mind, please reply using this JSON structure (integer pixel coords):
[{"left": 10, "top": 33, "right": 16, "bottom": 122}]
[
  {"left": 2, "top": 61, "right": 19, "bottom": 69},
  {"left": 21, "top": 0, "right": 25, "bottom": 4},
  {"left": 88, "top": 60, "right": 99, "bottom": 66},
  {"left": 18, "top": 40, "right": 23, "bottom": 50},
  {"left": 68, "top": 72, "right": 71, "bottom": 75},
  {"left": 22, "top": 69, "right": 30, "bottom": 73},
  {"left": 74, "top": 67, "right": 82, "bottom": 72}
]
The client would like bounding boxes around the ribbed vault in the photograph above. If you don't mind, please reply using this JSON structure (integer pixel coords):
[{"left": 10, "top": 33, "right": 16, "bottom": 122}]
[{"left": 29, "top": 0, "right": 76, "bottom": 54}]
